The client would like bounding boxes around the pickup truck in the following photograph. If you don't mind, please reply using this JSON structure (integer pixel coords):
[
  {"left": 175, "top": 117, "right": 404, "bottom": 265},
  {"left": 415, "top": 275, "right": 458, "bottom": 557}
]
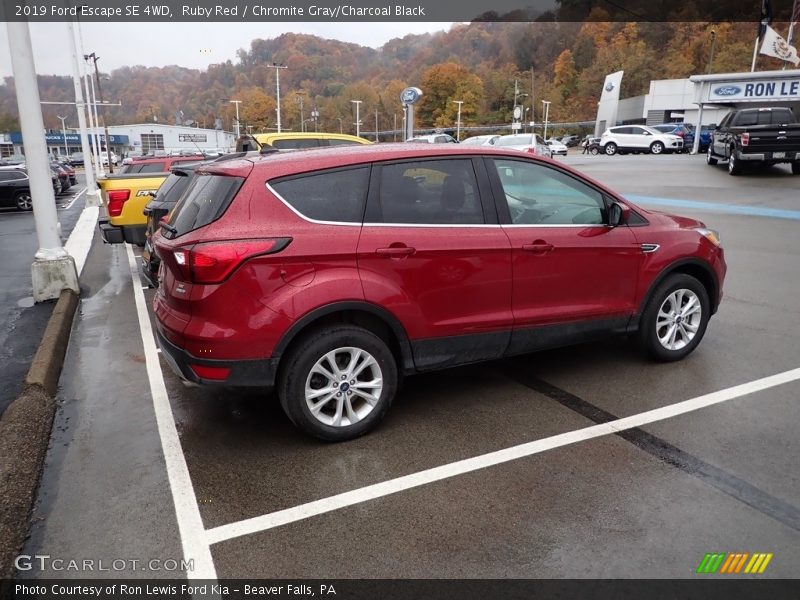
[
  {"left": 706, "top": 107, "right": 800, "bottom": 175},
  {"left": 97, "top": 155, "right": 204, "bottom": 245}
]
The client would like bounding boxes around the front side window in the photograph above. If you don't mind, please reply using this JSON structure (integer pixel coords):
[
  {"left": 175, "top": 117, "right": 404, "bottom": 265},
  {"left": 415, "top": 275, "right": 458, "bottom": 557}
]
[
  {"left": 491, "top": 159, "right": 605, "bottom": 226},
  {"left": 270, "top": 167, "right": 369, "bottom": 223},
  {"left": 376, "top": 159, "right": 483, "bottom": 225}
]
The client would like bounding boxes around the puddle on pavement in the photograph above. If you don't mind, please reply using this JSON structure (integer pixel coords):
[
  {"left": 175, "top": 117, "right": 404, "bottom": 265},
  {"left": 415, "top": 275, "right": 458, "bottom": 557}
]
[{"left": 17, "top": 296, "right": 35, "bottom": 308}]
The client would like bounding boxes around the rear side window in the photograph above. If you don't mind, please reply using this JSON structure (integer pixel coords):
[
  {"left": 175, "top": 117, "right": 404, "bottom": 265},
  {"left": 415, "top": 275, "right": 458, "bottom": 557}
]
[
  {"left": 375, "top": 159, "right": 483, "bottom": 225},
  {"left": 167, "top": 175, "right": 244, "bottom": 237},
  {"left": 270, "top": 167, "right": 369, "bottom": 223},
  {"left": 324, "top": 139, "right": 363, "bottom": 147}
]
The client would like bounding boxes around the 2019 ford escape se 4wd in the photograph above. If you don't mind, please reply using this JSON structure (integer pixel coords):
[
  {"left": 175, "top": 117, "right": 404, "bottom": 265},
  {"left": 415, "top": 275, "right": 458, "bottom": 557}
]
[{"left": 153, "top": 145, "right": 726, "bottom": 441}]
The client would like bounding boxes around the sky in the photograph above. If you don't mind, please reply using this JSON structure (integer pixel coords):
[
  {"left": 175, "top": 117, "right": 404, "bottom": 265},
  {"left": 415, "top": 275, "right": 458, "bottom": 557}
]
[{"left": 0, "top": 22, "right": 454, "bottom": 79}]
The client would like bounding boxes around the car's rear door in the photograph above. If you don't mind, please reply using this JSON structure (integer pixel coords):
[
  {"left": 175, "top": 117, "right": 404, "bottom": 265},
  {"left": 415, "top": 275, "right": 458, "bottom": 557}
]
[
  {"left": 485, "top": 156, "right": 642, "bottom": 354},
  {"left": 357, "top": 157, "right": 513, "bottom": 371}
]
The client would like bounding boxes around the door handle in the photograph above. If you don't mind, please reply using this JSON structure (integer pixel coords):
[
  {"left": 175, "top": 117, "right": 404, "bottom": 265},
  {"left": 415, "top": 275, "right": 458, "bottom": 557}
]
[
  {"left": 522, "top": 241, "right": 554, "bottom": 254},
  {"left": 376, "top": 246, "right": 416, "bottom": 257}
]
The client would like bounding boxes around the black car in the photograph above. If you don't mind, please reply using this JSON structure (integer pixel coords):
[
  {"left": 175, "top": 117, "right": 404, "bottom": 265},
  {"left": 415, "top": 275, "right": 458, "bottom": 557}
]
[
  {"left": 0, "top": 169, "right": 60, "bottom": 211},
  {"left": 561, "top": 135, "right": 580, "bottom": 147},
  {"left": 140, "top": 152, "right": 255, "bottom": 286}
]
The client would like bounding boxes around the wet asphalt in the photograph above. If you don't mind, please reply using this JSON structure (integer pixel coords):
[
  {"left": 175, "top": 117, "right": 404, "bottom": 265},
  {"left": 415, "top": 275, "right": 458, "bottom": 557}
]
[
  {"left": 0, "top": 183, "right": 86, "bottom": 416},
  {"left": 20, "top": 154, "right": 800, "bottom": 580}
]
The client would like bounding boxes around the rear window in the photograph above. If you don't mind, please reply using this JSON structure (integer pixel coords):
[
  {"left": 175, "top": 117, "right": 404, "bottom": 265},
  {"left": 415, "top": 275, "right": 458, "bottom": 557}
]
[
  {"left": 270, "top": 167, "right": 369, "bottom": 223},
  {"left": 127, "top": 162, "right": 167, "bottom": 174},
  {"left": 155, "top": 172, "right": 194, "bottom": 205},
  {"left": 167, "top": 174, "right": 244, "bottom": 237},
  {"left": 271, "top": 139, "right": 321, "bottom": 150}
]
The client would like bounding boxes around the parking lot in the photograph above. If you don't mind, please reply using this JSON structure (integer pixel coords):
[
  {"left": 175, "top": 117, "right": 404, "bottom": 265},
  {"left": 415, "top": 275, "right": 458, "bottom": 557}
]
[{"left": 20, "top": 153, "right": 800, "bottom": 581}]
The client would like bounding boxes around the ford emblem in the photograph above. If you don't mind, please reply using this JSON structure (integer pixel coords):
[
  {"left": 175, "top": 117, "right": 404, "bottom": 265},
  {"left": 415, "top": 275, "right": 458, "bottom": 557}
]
[
  {"left": 605, "top": 81, "right": 615, "bottom": 92},
  {"left": 400, "top": 87, "right": 423, "bottom": 105},
  {"left": 713, "top": 86, "right": 742, "bottom": 96}
]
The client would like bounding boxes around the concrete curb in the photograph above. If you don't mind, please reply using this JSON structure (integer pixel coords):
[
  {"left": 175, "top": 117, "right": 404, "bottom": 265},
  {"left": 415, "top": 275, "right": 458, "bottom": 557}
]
[{"left": 0, "top": 289, "right": 79, "bottom": 582}]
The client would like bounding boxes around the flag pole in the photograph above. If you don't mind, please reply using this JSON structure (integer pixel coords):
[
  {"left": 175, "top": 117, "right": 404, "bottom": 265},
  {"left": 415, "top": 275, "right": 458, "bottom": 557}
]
[{"left": 751, "top": 36, "right": 760, "bottom": 72}]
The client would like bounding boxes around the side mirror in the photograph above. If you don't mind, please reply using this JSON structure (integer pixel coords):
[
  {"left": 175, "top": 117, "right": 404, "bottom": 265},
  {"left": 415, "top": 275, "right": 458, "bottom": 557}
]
[{"left": 608, "top": 202, "right": 630, "bottom": 227}]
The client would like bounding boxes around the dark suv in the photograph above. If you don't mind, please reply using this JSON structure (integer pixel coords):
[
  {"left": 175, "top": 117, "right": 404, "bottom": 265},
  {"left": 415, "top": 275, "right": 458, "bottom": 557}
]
[{"left": 154, "top": 145, "right": 726, "bottom": 441}]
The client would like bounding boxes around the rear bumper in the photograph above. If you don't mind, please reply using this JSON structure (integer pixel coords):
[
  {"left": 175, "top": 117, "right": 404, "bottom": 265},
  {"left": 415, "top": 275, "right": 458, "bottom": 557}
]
[
  {"left": 98, "top": 218, "right": 146, "bottom": 246},
  {"left": 156, "top": 325, "right": 278, "bottom": 388},
  {"left": 738, "top": 151, "right": 799, "bottom": 162}
]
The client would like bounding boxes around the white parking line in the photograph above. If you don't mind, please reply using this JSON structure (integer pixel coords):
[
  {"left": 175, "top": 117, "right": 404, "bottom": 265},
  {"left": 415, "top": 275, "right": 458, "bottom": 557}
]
[
  {"left": 125, "top": 244, "right": 218, "bottom": 580},
  {"left": 62, "top": 186, "right": 87, "bottom": 210},
  {"left": 205, "top": 367, "right": 800, "bottom": 546}
]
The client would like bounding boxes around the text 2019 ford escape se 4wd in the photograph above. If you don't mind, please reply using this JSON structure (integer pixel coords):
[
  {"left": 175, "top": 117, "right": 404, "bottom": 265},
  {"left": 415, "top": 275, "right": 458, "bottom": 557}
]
[{"left": 153, "top": 145, "right": 726, "bottom": 441}]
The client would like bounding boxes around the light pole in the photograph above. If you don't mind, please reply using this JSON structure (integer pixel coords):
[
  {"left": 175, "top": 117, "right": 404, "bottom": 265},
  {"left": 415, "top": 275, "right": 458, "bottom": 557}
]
[
  {"left": 84, "top": 56, "right": 102, "bottom": 175},
  {"left": 57, "top": 115, "right": 68, "bottom": 158},
  {"left": 452, "top": 100, "right": 463, "bottom": 141},
  {"left": 311, "top": 107, "right": 319, "bottom": 132},
  {"left": 228, "top": 100, "right": 241, "bottom": 137},
  {"left": 707, "top": 29, "right": 717, "bottom": 74},
  {"left": 351, "top": 100, "right": 362, "bottom": 138},
  {"left": 336, "top": 117, "right": 343, "bottom": 134},
  {"left": 86, "top": 53, "right": 114, "bottom": 172},
  {"left": 541, "top": 100, "right": 551, "bottom": 140},
  {"left": 270, "top": 62, "right": 288, "bottom": 132}
]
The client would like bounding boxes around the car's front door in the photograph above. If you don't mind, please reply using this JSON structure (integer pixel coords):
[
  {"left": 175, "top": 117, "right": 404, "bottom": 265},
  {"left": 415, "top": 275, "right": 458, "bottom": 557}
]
[
  {"left": 357, "top": 158, "right": 514, "bottom": 371},
  {"left": 485, "top": 157, "right": 643, "bottom": 354}
]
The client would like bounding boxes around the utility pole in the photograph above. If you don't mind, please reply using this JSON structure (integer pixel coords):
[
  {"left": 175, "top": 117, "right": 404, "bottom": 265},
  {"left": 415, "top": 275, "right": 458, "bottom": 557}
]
[
  {"left": 271, "top": 63, "right": 288, "bottom": 132},
  {"left": 72, "top": 18, "right": 100, "bottom": 205},
  {"left": 295, "top": 92, "right": 305, "bottom": 132},
  {"left": 351, "top": 100, "right": 362, "bottom": 138},
  {"left": 87, "top": 53, "right": 114, "bottom": 172},
  {"left": 5, "top": 21, "right": 79, "bottom": 301},
  {"left": 311, "top": 107, "right": 319, "bottom": 132},
  {"left": 229, "top": 100, "right": 241, "bottom": 137},
  {"left": 85, "top": 58, "right": 102, "bottom": 176},
  {"left": 452, "top": 100, "right": 463, "bottom": 141},
  {"left": 57, "top": 115, "right": 68, "bottom": 158},
  {"left": 375, "top": 108, "right": 379, "bottom": 142},
  {"left": 541, "top": 100, "right": 551, "bottom": 141}
]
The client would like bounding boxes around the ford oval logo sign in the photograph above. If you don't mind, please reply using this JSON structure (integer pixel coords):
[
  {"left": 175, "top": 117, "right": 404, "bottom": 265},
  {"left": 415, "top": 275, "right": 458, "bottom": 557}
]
[
  {"left": 400, "top": 87, "right": 422, "bottom": 105},
  {"left": 713, "top": 86, "right": 742, "bottom": 97},
  {"left": 605, "top": 81, "right": 615, "bottom": 92}
]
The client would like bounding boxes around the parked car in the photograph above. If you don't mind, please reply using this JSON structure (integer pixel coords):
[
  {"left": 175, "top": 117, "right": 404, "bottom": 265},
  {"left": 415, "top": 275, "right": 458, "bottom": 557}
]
[
  {"left": 706, "top": 107, "right": 800, "bottom": 175},
  {"left": 493, "top": 133, "right": 552, "bottom": 157},
  {"left": 651, "top": 123, "right": 695, "bottom": 152},
  {"left": 50, "top": 163, "right": 71, "bottom": 192},
  {"left": 153, "top": 144, "right": 726, "bottom": 441},
  {"left": 405, "top": 134, "right": 459, "bottom": 144},
  {"left": 69, "top": 152, "right": 84, "bottom": 167},
  {"left": 561, "top": 135, "right": 580, "bottom": 147},
  {"left": 600, "top": 125, "right": 684, "bottom": 155},
  {"left": 237, "top": 132, "right": 371, "bottom": 152},
  {"left": 696, "top": 126, "right": 714, "bottom": 152},
  {"left": 122, "top": 151, "right": 144, "bottom": 165},
  {"left": 53, "top": 160, "right": 77, "bottom": 186},
  {"left": 459, "top": 135, "right": 499, "bottom": 146},
  {"left": 0, "top": 168, "right": 60, "bottom": 210},
  {"left": 545, "top": 138, "right": 569, "bottom": 156}
]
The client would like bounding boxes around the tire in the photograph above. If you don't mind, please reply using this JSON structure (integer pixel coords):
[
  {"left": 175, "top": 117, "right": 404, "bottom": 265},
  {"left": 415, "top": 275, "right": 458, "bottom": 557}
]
[
  {"left": 638, "top": 274, "right": 710, "bottom": 362},
  {"left": 604, "top": 142, "right": 617, "bottom": 156},
  {"left": 14, "top": 191, "right": 33, "bottom": 211},
  {"left": 706, "top": 145, "right": 717, "bottom": 165},
  {"left": 650, "top": 141, "right": 664, "bottom": 155},
  {"left": 792, "top": 162, "right": 800, "bottom": 175},
  {"left": 590, "top": 147, "right": 599, "bottom": 155},
  {"left": 278, "top": 325, "right": 398, "bottom": 441},
  {"left": 728, "top": 149, "right": 742, "bottom": 175}
]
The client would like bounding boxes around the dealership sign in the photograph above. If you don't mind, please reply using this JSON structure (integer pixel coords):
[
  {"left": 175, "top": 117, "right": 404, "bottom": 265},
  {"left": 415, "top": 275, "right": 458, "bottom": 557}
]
[{"left": 706, "top": 78, "right": 800, "bottom": 102}]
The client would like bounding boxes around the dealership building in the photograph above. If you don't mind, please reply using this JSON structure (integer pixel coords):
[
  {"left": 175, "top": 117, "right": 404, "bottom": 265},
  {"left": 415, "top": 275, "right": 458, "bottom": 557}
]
[
  {"left": 1, "top": 123, "right": 237, "bottom": 159},
  {"left": 595, "top": 68, "right": 800, "bottom": 149}
]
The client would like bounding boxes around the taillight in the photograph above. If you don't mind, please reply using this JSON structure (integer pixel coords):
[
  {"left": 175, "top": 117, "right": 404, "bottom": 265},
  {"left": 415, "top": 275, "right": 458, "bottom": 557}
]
[
  {"left": 740, "top": 132, "right": 750, "bottom": 147},
  {"left": 169, "top": 238, "right": 291, "bottom": 284},
  {"left": 107, "top": 189, "right": 130, "bottom": 216}
]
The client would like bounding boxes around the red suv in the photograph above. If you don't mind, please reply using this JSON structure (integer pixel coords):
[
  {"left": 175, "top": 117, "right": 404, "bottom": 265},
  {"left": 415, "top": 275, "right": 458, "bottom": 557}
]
[{"left": 154, "top": 145, "right": 726, "bottom": 441}]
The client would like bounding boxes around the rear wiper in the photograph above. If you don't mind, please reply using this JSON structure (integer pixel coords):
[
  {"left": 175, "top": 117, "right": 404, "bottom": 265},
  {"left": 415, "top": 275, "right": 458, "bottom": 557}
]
[{"left": 160, "top": 222, "right": 178, "bottom": 237}]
